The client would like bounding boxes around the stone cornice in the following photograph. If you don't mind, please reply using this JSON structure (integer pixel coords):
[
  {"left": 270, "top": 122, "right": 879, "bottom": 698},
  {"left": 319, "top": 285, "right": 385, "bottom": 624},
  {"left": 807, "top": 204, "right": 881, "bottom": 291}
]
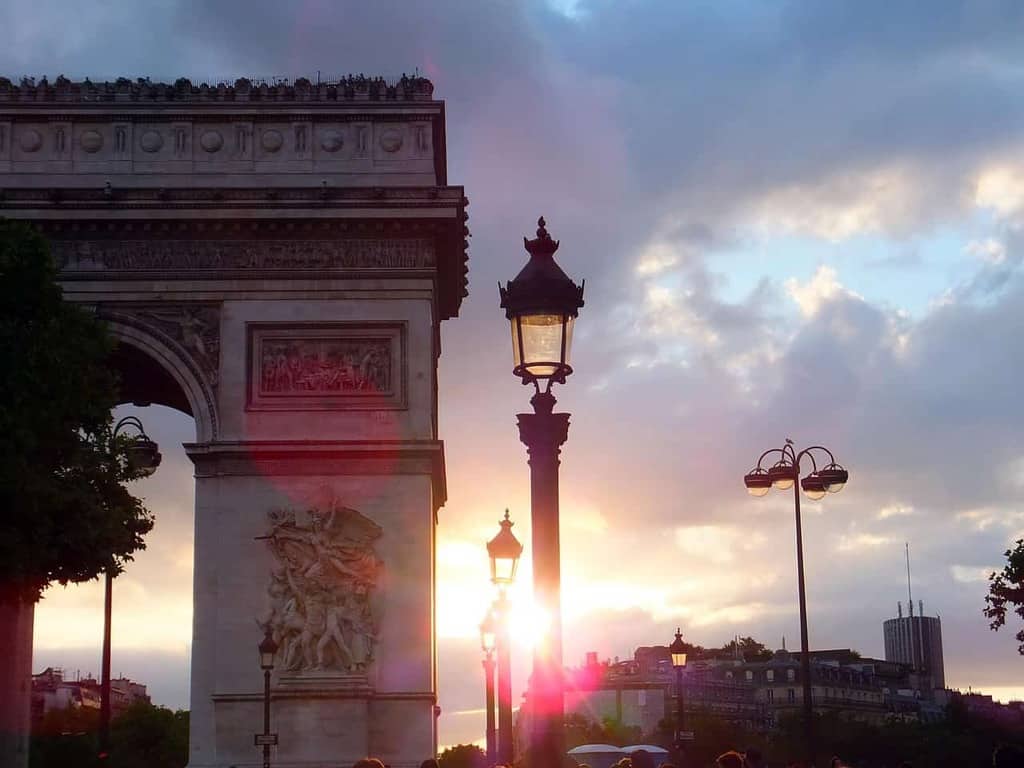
[
  {"left": 0, "top": 186, "right": 465, "bottom": 207},
  {"left": 185, "top": 439, "right": 447, "bottom": 509},
  {"left": 0, "top": 75, "right": 435, "bottom": 104}
]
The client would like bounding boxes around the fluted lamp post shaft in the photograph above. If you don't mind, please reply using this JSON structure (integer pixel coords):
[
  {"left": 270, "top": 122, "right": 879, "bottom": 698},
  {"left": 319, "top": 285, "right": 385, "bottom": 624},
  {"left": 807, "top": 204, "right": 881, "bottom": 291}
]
[{"left": 500, "top": 217, "right": 584, "bottom": 768}]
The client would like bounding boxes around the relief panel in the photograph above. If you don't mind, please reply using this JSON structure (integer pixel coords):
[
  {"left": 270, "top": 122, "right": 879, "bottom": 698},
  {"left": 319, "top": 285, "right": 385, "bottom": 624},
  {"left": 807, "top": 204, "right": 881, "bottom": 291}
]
[
  {"left": 247, "top": 323, "right": 405, "bottom": 411},
  {"left": 258, "top": 498, "right": 383, "bottom": 678}
]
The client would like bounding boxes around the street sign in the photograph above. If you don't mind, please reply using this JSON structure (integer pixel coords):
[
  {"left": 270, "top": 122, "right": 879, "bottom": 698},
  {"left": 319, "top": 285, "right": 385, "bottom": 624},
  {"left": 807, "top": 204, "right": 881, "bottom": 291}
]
[
  {"left": 254, "top": 733, "right": 279, "bottom": 746},
  {"left": 677, "top": 731, "right": 695, "bottom": 742}
]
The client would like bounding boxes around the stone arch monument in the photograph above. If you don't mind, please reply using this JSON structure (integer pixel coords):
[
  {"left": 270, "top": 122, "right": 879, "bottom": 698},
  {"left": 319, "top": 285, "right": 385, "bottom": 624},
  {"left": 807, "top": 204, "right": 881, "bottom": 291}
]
[{"left": 0, "top": 75, "right": 467, "bottom": 767}]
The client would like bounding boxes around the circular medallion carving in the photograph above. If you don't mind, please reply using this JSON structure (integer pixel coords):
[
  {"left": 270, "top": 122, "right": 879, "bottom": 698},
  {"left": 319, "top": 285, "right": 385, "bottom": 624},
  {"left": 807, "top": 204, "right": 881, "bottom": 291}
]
[
  {"left": 79, "top": 130, "right": 104, "bottom": 153},
  {"left": 320, "top": 129, "right": 344, "bottom": 153},
  {"left": 379, "top": 128, "right": 403, "bottom": 153},
  {"left": 140, "top": 130, "right": 164, "bottom": 153},
  {"left": 261, "top": 129, "right": 283, "bottom": 153},
  {"left": 200, "top": 130, "right": 223, "bottom": 153},
  {"left": 19, "top": 129, "right": 42, "bottom": 153}
]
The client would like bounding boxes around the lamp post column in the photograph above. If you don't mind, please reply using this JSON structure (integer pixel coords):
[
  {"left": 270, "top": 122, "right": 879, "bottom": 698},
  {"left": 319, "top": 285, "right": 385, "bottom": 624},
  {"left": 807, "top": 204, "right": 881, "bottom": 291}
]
[
  {"left": 518, "top": 390, "right": 570, "bottom": 768},
  {"left": 675, "top": 665, "right": 684, "bottom": 764},
  {"left": 99, "top": 569, "right": 112, "bottom": 760},
  {"left": 497, "top": 593, "right": 514, "bottom": 765},
  {"left": 484, "top": 651, "right": 497, "bottom": 766},
  {"left": 262, "top": 667, "right": 272, "bottom": 768},
  {"left": 793, "top": 479, "right": 815, "bottom": 768}
]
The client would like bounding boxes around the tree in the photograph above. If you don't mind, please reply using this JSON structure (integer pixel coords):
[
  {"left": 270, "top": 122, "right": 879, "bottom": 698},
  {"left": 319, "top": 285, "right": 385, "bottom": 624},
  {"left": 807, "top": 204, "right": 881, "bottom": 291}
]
[
  {"left": 0, "top": 220, "right": 154, "bottom": 601},
  {"left": 29, "top": 706, "right": 99, "bottom": 768},
  {"left": 0, "top": 220, "right": 154, "bottom": 767},
  {"left": 438, "top": 743, "right": 486, "bottom": 768},
  {"left": 108, "top": 704, "right": 188, "bottom": 768},
  {"left": 985, "top": 539, "right": 1024, "bottom": 654},
  {"left": 710, "top": 636, "right": 774, "bottom": 662},
  {"left": 29, "top": 703, "right": 188, "bottom": 768}
]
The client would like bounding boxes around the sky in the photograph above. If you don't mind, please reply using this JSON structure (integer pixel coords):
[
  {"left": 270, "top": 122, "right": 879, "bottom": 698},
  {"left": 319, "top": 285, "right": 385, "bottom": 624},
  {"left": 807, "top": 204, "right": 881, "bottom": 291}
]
[{"left": 7, "top": 0, "right": 1024, "bottom": 749}]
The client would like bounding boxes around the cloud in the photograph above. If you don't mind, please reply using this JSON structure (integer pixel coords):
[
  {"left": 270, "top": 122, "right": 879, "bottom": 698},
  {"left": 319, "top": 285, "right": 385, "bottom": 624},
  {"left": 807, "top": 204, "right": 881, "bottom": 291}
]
[
  {"left": 975, "top": 164, "right": 1024, "bottom": 219},
  {"left": 966, "top": 237, "right": 1008, "bottom": 265},
  {"left": 877, "top": 504, "right": 915, "bottom": 520},
  {"left": 786, "top": 266, "right": 862, "bottom": 318},
  {"left": 951, "top": 565, "right": 994, "bottom": 584}
]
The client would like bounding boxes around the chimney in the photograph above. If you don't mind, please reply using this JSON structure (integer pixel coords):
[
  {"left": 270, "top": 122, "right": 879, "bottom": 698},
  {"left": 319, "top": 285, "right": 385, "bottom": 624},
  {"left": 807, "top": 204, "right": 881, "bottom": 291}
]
[{"left": 898, "top": 602, "right": 902, "bottom": 618}]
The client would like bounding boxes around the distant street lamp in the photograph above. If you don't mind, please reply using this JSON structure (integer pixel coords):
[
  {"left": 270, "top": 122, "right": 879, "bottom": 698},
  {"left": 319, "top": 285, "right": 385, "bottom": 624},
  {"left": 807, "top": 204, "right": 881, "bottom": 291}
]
[
  {"left": 743, "top": 439, "right": 849, "bottom": 768},
  {"left": 499, "top": 217, "right": 584, "bottom": 768},
  {"left": 480, "top": 610, "right": 498, "bottom": 766},
  {"left": 257, "top": 628, "right": 279, "bottom": 768},
  {"left": 669, "top": 627, "right": 688, "bottom": 763},
  {"left": 99, "top": 415, "right": 161, "bottom": 761},
  {"left": 487, "top": 511, "right": 523, "bottom": 765}
]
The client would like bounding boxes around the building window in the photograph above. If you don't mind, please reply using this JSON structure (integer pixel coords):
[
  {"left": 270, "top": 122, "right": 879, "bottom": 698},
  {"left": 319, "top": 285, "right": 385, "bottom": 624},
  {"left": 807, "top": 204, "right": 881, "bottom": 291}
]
[
  {"left": 787, "top": 669, "right": 795, "bottom": 681},
  {"left": 766, "top": 670, "right": 775, "bottom": 682},
  {"left": 726, "top": 671, "right": 733, "bottom": 680},
  {"left": 787, "top": 689, "right": 796, "bottom": 703},
  {"left": 766, "top": 689, "right": 774, "bottom": 703},
  {"left": 745, "top": 670, "right": 753, "bottom": 681}
]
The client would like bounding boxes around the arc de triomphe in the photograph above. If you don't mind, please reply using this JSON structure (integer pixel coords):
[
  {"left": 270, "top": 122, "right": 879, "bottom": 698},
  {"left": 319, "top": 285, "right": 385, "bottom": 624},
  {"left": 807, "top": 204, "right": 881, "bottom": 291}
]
[{"left": 0, "top": 75, "right": 467, "bottom": 767}]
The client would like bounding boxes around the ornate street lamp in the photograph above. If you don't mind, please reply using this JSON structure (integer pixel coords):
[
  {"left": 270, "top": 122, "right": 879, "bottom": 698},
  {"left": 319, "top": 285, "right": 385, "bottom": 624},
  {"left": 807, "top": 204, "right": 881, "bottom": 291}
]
[
  {"left": 99, "top": 415, "right": 162, "bottom": 761},
  {"left": 500, "top": 217, "right": 584, "bottom": 768},
  {"left": 487, "top": 511, "right": 523, "bottom": 765},
  {"left": 668, "top": 629, "right": 688, "bottom": 762},
  {"left": 257, "top": 628, "right": 279, "bottom": 768},
  {"left": 742, "top": 439, "right": 849, "bottom": 768},
  {"left": 487, "top": 510, "right": 524, "bottom": 587},
  {"left": 480, "top": 610, "right": 498, "bottom": 766}
]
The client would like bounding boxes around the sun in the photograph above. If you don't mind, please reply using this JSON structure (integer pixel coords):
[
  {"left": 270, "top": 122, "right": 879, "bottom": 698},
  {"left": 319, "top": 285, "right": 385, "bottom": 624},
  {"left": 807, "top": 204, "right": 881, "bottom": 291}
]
[{"left": 508, "top": 597, "right": 551, "bottom": 652}]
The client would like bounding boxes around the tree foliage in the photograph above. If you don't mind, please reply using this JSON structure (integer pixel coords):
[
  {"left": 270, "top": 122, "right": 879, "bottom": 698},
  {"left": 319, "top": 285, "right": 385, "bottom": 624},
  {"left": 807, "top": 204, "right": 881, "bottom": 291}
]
[
  {"left": 108, "top": 703, "right": 188, "bottom": 768},
  {"left": 0, "top": 220, "right": 153, "bottom": 602},
  {"left": 439, "top": 743, "right": 486, "bottom": 768},
  {"left": 29, "top": 703, "right": 188, "bottom": 768},
  {"left": 984, "top": 539, "right": 1024, "bottom": 654},
  {"left": 564, "top": 702, "right": 1024, "bottom": 768}
]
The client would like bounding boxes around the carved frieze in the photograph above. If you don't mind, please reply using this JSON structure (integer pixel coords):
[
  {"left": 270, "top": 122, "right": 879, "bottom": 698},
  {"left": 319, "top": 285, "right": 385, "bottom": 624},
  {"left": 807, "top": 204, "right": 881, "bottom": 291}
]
[
  {"left": 247, "top": 323, "right": 405, "bottom": 411},
  {"left": 53, "top": 238, "right": 435, "bottom": 273},
  {"left": 258, "top": 498, "right": 383, "bottom": 675}
]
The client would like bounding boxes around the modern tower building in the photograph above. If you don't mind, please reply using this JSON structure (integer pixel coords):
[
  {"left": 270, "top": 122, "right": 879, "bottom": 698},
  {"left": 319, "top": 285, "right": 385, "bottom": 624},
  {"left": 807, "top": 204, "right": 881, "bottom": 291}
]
[
  {"left": 883, "top": 602, "right": 944, "bottom": 688},
  {"left": 883, "top": 544, "right": 945, "bottom": 688}
]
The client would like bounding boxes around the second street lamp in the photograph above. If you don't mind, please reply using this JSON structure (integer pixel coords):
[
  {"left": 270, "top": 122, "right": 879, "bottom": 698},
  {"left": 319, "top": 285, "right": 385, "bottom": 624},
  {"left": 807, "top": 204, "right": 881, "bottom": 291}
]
[
  {"left": 480, "top": 611, "right": 498, "bottom": 766},
  {"left": 743, "top": 439, "right": 849, "bottom": 768},
  {"left": 668, "top": 629, "right": 688, "bottom": 763},
  {"left": 500, "top": 216, "right": 584, "bottom": 768},
  {"left": 487, "top": 511, "right": 523, "bottom": 765},
  {"left": 100, "top": 415, "right": 162, "bottom": 762}
]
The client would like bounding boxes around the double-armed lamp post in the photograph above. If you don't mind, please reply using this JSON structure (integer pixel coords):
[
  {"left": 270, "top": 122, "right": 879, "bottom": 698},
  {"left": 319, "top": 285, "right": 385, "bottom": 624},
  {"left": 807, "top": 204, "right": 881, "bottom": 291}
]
[
  {"left": 499, "top": 217, "right": 584, "bottom": 768},
  {"left": 743, "top": 439, "right": 848, "bottom": 768},
  {"left": 485, "top": 510, "right": 523, "bottom": 766},
  {"left": 100, "top": 416, "right": 162, "bottom": 761}
]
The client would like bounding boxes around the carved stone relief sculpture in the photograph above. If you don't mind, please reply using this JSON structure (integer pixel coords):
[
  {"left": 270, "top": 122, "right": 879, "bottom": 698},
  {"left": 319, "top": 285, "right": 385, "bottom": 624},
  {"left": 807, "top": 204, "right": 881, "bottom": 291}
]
[
  {"left": 133, "top": 305, "right": 221, "bottom": 387},
  {"left": 258, "top": 500, "right": 383, "bottom": 675},
  {"left": 260, "top": 337, "right": 390, "bottom": 395},
  {"left": 246, "top": 323, "right": 405, "bottom": 411}
]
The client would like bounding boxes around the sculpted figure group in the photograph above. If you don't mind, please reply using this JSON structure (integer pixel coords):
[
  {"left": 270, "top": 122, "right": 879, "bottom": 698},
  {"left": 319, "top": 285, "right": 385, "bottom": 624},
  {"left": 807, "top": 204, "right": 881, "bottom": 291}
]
[{"left": 259, "top": 501, "right": 383, "bottom": 674}]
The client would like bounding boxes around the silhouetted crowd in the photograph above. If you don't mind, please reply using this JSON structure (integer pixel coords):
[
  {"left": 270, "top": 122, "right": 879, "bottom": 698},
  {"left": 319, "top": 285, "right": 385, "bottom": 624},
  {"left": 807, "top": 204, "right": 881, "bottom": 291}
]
[{"left": 344, "top": 743, "right": 1024, "bottom": 768}]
